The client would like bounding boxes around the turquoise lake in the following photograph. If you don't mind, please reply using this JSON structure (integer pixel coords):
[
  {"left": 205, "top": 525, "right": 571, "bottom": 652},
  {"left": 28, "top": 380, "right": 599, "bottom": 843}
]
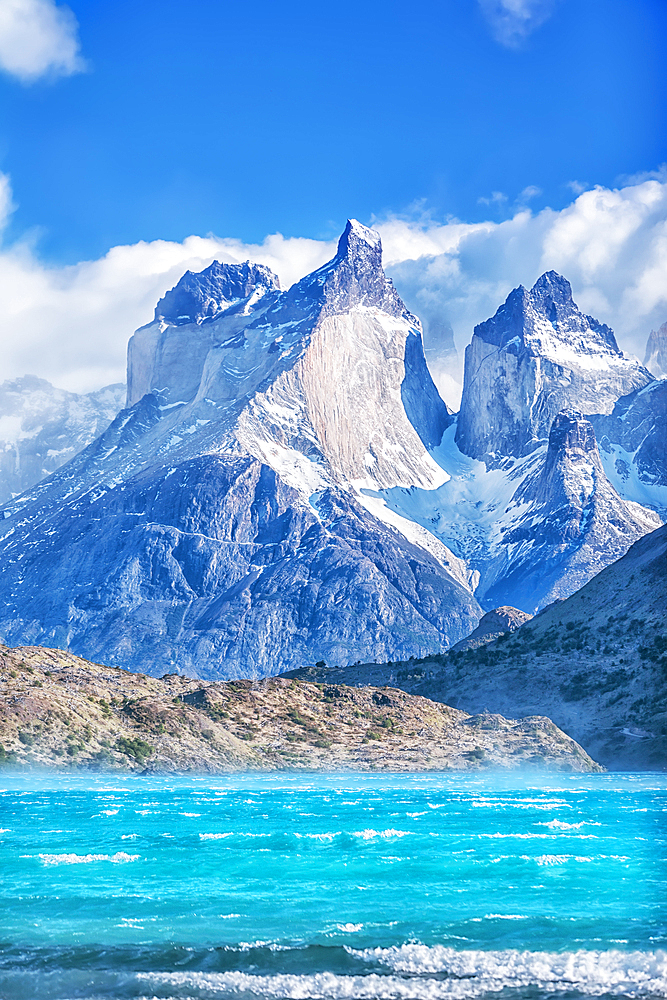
[{"left": 1, "top": 772, "right": 666, "bottom": 999}]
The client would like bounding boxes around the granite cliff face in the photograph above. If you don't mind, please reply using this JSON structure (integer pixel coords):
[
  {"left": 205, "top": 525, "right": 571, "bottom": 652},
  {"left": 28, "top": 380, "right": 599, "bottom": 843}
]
[
  {"left": 370, "top": 275, "right": 661, "bottom": 613},
  {"left": 0, "top": 222, "right": 478, "bottom": 678},
  {"left": 455, "top": 272, "right": 652, "bottom": 466},
  {"left": 0, "top": 377, "right": 124, "bottom": 504}
]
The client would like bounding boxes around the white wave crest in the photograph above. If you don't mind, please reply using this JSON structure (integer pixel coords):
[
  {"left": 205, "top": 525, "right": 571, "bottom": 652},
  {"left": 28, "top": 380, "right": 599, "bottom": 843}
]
[
  {"left": 200, "top": 832, "right": 234, "bottom": 840},
  {"left": 354, "top": 945, "right": 667, "bottom": 996},
  {"left": 352, "top": 829, "right": 410, "bottom": 840},
  {"left": 139, "top": 946, "right": 667, "bottom": 999},
  {"left": 38, "top": 851, "right": 139, "bottom": 865}
]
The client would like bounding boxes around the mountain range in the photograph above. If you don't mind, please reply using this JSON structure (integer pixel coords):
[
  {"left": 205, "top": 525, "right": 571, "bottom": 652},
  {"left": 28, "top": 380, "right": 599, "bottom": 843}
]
[{"left": 0, "top": 221, "right": 664, "bottom": 681}]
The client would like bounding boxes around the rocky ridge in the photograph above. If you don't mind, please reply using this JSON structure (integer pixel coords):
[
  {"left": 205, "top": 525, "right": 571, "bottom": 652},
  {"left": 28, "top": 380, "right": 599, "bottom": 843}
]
[
  {"left": 451, "top": 606, "right": 532, "bottom": 652},
  {"left": 0, "top": 643, "right": 602, "bottom": 773}
]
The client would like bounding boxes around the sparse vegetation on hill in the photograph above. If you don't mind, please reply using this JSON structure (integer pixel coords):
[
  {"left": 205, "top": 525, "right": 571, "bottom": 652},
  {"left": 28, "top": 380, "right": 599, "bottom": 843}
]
[
  {"left": 0, "top": 643, "right": 601, "bottom": 773},
  {"left": 290, "top": 525, "right": 667, "bottom": 770}
]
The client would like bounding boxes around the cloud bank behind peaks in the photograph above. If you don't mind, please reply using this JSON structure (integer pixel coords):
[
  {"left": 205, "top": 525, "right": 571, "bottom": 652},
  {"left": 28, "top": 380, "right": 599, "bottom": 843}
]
[
  {"left": 0, "top": 176, "right": 666, "bottom": 404},
  {"left": 478, "top": 0, "right": 558, "bottom": 48},
  {"left": 0, "top": 0, "right": 86, "bottom": 82}
]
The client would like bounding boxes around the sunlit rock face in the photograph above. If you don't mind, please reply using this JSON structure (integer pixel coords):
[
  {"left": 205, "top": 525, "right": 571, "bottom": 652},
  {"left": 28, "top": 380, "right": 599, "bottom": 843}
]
[
  {"left": 456, "top": 272, "right": 653, "bottom": 467},
  {"left": 0, "top": 221, "right": 478, "bottom": 679},
  {"left": 0, "top": 377, "right": 125, "bottom": 504}
]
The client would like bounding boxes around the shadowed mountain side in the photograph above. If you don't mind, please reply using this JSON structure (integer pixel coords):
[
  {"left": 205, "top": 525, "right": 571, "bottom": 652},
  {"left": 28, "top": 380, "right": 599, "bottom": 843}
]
[
  {"left": 286, "top": 523, "right": 667, "bottom": 770},
  {"left": 0, "top": 454, "right": 480, "bottom": 678},
  {"left": 0, "top": 643, "right": 602, "bottom": 773}
]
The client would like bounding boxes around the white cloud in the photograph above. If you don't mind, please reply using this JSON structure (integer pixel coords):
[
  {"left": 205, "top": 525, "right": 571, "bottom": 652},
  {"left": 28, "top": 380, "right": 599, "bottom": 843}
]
[
  {"left": 518, "top": 185, "right": 542, "bottom": 202},
  {"left": 0, "top": 0, "right": 85, "bottom": 83},
  {"left": 0, "top": 222, "right": 334, "bottom": 393},
  {"left": 478, "top": 0, "right": 558, "bottom": 48},
  {"left": 477, "top": 190, "right": 508, "bottom": 206},
  {"left": 382, "top": 179, "right": 667, "bottom": 405},
  {"left": 0, "top": 176, "right": 667, "bottom": 408}
]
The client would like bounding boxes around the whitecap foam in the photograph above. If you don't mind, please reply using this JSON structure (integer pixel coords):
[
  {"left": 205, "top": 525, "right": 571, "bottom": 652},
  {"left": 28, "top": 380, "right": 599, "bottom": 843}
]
[
  {"left": 539, "top": 819, "right": 600, "bottom": 830},
  {"left": 38, "top": 851, "right": 139, "bottom": 865},
  {"left": 200, "top": 832, "right": 234, "bottom": 840},
  {"left": 523, "top": 854, "right": 594, "bottom": 866},
  {"left": 139, "top": 947, "right": 667, "bottom": 999},
  {"left": 352, "top": 944, "right": 667, "bottom": 996},
  {"left": 352, "top": 829, "right": 410, "bottom": 840},
  {"left": 294, "top": 832, "right": 341, "bottom": 841}
]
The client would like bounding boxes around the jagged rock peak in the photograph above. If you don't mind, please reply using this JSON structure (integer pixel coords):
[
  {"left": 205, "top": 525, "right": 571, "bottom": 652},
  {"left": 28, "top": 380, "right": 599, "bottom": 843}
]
[
  {"left": 644, "top": 321, "right": 667, "bottom": 379},
  {"left": 546, "top": 409, "right": 598, "bottom": 458},
  {"left": 336, "top": 218, "right": 382, "bottom": 264},
  {"left": 155, "top": 260, "right": 281, "bottom": 327},
  {"left": 456, "top": 271, "right": 653, "bottom": 465},
  {"left": 475, "top": 270, "right": 619, "bottom": 354},
  {"left": 451, "top": 606, "right": 532, "bottom": 651},
  {"left": 299, "top": 219, "right": 406, "bottom": 319}
]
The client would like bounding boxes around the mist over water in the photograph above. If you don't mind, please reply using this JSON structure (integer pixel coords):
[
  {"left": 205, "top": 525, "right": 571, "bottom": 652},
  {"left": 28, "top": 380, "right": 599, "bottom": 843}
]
[{"left": 1, "top": 772, "right": 666, "bottom": 1000}]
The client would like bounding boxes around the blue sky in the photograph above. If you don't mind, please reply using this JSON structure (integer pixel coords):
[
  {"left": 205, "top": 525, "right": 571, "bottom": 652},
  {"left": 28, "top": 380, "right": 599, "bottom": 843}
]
[
  {"left": 0, "top": 0, "right": 666, "bottom": 263},
  {"left": 0, "top": 0, "right": 666, "bottom": 398}
]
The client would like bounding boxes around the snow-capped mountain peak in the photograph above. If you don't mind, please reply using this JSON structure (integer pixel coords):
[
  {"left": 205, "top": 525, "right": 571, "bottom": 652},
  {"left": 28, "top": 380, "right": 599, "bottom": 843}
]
[
  {"left": 154, "top": 259, "right": 280, "bottom": 327},
  {"left": 295, "top": 219, "right": 406, "bottom": 320},
  {"left": 456, "top": 271, "right": 653, "bottom": 466}
]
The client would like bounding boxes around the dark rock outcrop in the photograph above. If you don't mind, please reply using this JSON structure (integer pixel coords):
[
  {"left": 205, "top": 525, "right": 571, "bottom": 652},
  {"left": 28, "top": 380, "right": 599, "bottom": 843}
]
[{"left": 451, "top": 606, "right": 532, "bottom": 651}]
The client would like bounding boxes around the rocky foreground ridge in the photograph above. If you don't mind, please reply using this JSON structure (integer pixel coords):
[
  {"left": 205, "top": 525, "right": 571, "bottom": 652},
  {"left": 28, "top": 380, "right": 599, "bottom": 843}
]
[
  {"left": 290, "top": 523, "right": 667, "bottom": 771},
  {"left": 0, "top": 643, "right": 601, "bottom": 773}
]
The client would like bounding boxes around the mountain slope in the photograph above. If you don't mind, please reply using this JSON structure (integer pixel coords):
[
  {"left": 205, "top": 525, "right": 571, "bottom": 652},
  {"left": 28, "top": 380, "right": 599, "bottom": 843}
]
[
  {"left": 290, "top": 523, "right": 667, "bottom": 769},
  {"left": 0, "top": 222, "right": 480, "bottom": 678}
]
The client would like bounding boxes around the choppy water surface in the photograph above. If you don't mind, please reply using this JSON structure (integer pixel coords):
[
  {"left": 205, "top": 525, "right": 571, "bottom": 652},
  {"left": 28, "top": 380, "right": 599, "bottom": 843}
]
[{"left": 1, "top": 772, "right": 666, "bottom": 1000}]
